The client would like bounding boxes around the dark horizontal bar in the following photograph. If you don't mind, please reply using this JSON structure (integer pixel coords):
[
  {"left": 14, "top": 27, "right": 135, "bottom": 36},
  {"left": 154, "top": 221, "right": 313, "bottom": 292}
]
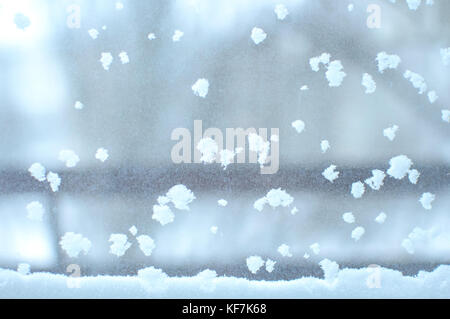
[{"left": 0, "top": 164, "right": 448, "bottom": 195}]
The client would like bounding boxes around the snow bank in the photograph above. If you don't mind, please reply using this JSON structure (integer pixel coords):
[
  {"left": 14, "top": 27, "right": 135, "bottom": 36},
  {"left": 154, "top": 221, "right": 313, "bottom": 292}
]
[{"left": 1, "top": 265, "right": 449, "bottom": 298}]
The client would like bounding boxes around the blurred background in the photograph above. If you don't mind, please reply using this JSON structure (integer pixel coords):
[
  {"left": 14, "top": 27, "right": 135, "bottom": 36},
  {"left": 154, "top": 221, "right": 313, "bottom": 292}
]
[{"left": 0, "top": 0, "right": 449, "bottom": 279}]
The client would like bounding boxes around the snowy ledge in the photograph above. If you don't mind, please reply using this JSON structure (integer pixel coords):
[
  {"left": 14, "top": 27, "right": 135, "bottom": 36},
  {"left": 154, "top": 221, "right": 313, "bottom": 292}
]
[{"left": 1, "top": 266, "right": 450, "bottom": 298}]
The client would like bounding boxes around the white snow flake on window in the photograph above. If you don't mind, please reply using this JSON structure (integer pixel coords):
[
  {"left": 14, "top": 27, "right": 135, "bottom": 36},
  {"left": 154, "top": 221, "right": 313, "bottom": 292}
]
[
  {"left": 408, "top": 169, "right": 420, "bottom": 184},
  {"left": 28, "top": 163, "right": 46, "bottom": 182},
  {"left": 74, "top": 101, "right": 84, "bottom": 110},
  {"left": 365, "top": 169, "right": 386, "bottom": 190},
  {"left": 210, "top": 226, "right": 218, "bottom": 235},
  {"left": 47, "top": 172, "right": 61, "bottom": 192},
  {"left": 290, "top": 206, "right": 298, "bottom": 215},
  {"left": 95, "top": 148, "right": 109, "bottom": 162},
  {"left": 419, "top": 192, "right": 435, "bottom": 210},
  {"left": 115, "top": 2, "right": 124, "bottom": 10},
  {"left": 109, "top": 234, "right": 132, "bottom": 257},
  {"left": 375, "top": 212, "right": 387, "bottom": 224},
  {"left": 166, "top": 184, "right": 196, "bottom": 210},
  {"left": 148, "top": 33, "right": 156, "bottom": 40},
  {"left": 348, "top": 4, "right": 354, "bottom": 12},
  {"left": 402, "top": 238, "right": 415, "bottom": 254},
  {"left": 427, "top": 91, "right": 438, "bottom": 104},
  {"left": 303, "top": 253, "right": 310, "bottom": 259},
  {"left": 351, "top": 181, "right": 365, "bottom": 198},
  {"left": 246, "top": 256, "right": 265, "bottom": 274},
  {"left": 343, "top": 212, "right": 355, "bottom": 224},
  {"left": 300, "top": 85, "right": 309, "bottom": 91},
  {"left": 265, "top": 259, "right": 276, "bottom": 273},
  {"left": 442, "top": 110, "right": 450, "bottom": 123},
  {"left": 401, "top": 227, "right": 434, "bottom": 255},
  {"left": 322, "top": 165, "right": 340, "bottom": 183},
  {"left": 325, "top": 60, "right": 346, "bottom": 87},
  {"left": 136, "top": 235, "right": 156, "bottom": 256},
  {"left": 404, "top": 70, "right": 427, "bottom": 94},
  {"left": 274, "top": 4, "right": 289, "bottom": 20},
  {"left": 383, "top": 125, "right": 399, "bottom": 141},
  {"left": 251, "top": 27, "right": 267, "bottom": 45},
  {"left": 253, "top": 197, "right": 268, "bottom": 212},
  {"left": 319, "top": 259, "right": 339, "bottom": 282},
  {"left": 152, "top": 204, "right": 175, "bottom": 226},
  {"left": 320, "top": 140, "right": 330, "bottom": 153},
  {"left": 129, "top": 225, "right": 138, "bottom": 236},
  {"left": 254, "top": 188, "right": 294, "bottom": 212},
  {"left": 172, "top": 30, "right": 184, "bottom": 42},
  {"left": 291, "top": 120, "right": 305, "bottom": 133},
  {"left": 406, "top": 0, "right": 422, "bottom": 10},
  {"left": 362, "top": 73, "right": 376, "bottom": 94},
  {"left": 158, "top": 196, "right": 169, "bottom": 206},
  {"left": 441, "top": 48, "right": 450, "bottom": 66},
  {"left": 60, "top": 232, "right": 92, "bottom": 258},
  {"left": 351, "top": 226, "right": 365, "bottom": 241},
  {"left": 191, "top": 78, "right": 209, "bottom": 98},
  {"left": 197, "top": 137, "right": 218, "bottom": 164},
  {"left": 310, "top": 243, "right": 320, "bottom": 255},
  {"left": 118, "top": 51, "right": 130, "bottom": 64},
  {"left": 17, "top": 263, "right": 30, "bottom": 275},
  {"left": 58, "top": 150, "right": 80, "bottom": 168},
  {"left": 309, "top": 53, "right": 330, "bottom": 72},
  {"left": 100, "top": 52, "right": 113, "bottom": 70},
  {"left": 248, "top": 133, "right": 270, "bottom": 167},
  {"left": 387, "top": 155, "right": 413, "bottom": 180},
  {"left": 26, "top": 201, "right": 45, "bottom": 221},
  {"left": 88, "top": 29, "right": 99, "bottom": 39},
  {"left": 277, "top": 244, "right": 293, "bottom": 257},
  {"left": 218, "top": 199, "right": 228, "bottom": 207},
  {"left": 376, "top": 52, "right": 401, "bottom": 73}
]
